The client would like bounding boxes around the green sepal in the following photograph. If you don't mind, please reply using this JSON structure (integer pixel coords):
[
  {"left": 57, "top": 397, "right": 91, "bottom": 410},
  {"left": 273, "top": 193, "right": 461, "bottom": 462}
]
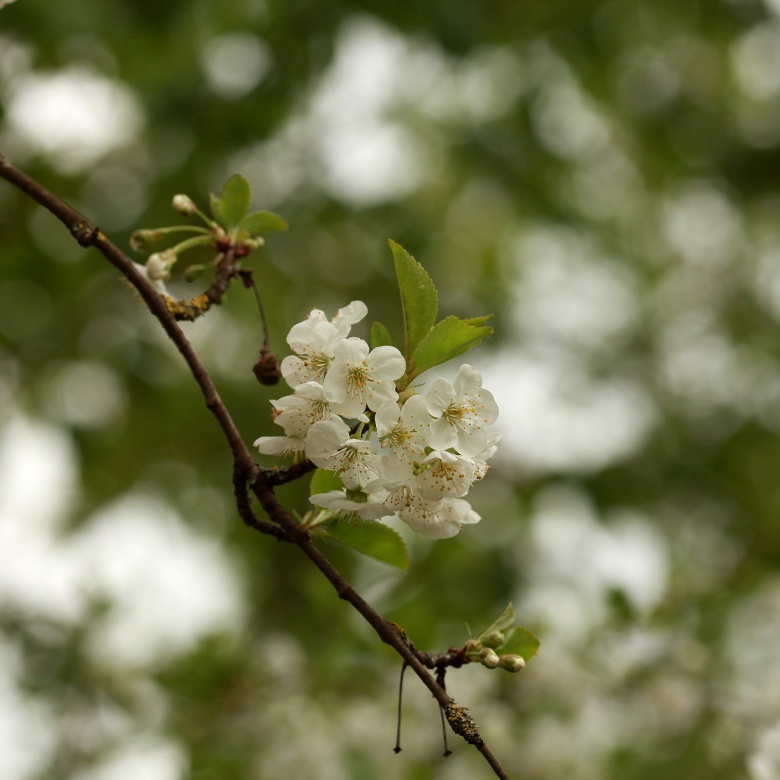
[
  {"left": 389, "top": 240, "right": 437, "bottom": 361},
  {"left": 497, "top": 627, "right": 540, "bottom": 662},
  {"left": 209, "top": 193, "right": 223, "bottom": 224},
  {"left": 309, "top": 468, "right": 344, "bottom": 496},
  {"left": 213, "top": 174, "right": 252, "bottom": 231},
  {"left": 317, "top": 519, "right": 409, "bottom": 571},
  {"left": 462, "top": 314, "right": 494, "bottom": 328},
  {"left": 410, "top": 315, "right": 493, "bottom": 380},
  {"left": 238, "top": 209, "right": 288, "bottom": 238},
  {"left": 371, "top": 321, "right": 394, "bottom": 350}
]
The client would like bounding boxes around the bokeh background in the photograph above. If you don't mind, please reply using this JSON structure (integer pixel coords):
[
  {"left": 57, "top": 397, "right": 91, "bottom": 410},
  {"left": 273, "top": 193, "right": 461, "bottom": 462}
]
[{"left": 2, "top": 0, "right": 780, "bottom": 777}]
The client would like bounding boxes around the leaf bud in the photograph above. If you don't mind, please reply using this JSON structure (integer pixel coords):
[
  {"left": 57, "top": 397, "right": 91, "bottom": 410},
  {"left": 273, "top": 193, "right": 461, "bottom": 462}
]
[
  {"left": 172, "top": 194, "right": 197, "bottom": 215},
  {"left": 499, "top": 654, "right": 526, "bottom": 673},
  {"left": 253, "top": 349, "right": 282, "bottom": 386},
  {"left": 479, "top": 647, "right": 500, "bottom": 669},
  {"left": 481, "top": 630, "right": 505, "bottom": 649}
]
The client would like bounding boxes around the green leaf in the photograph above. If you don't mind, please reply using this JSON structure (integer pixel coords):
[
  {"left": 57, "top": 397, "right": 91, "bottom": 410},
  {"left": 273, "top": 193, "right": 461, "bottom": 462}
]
[
  {"left": 238, "top": 209, "right": 288, "bottom": 237},
  {"left": 389, "top": 240, "right": 437, "bottom": 360},
  {"left": 320, "top": 520, "right": 409, "bottom": 571},
  {"left": 478, "top": 602, "right": 517, "bottom": 640},
  {"left": 411, "top": 316, "right": 493, "bottom": 379},
  {"left": 370, "top": 321, "right": 394, "bottom": 350},
  {"left": 497, "top": 627, "right": 540, "bottom": 662},
  {"left": 217, "top": 174, "right": 252, "bottom": 231},
  {"left": 309, "top": 468, "right": 344, "bottom": 496}
]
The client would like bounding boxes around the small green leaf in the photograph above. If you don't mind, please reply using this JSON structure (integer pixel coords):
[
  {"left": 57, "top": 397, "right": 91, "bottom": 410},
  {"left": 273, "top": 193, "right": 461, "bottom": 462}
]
[
  {"left": 411, "top": 316, "right": 493, "bottom": 379},
  {"left": 498, "top": 627, "right": 540, "bottom": 662},
  {"left": 320, "top": 520, "right": 409, "bottom": 570},
  {"left": 238, "top": 209, "right": 288, "bottom": 237},
  {"left": 478, "top": 603, "right": 517, "bottom": 640},
  {"left": 218, "top": 174, "right": 252, "bottom": 230},
  {"left": 371, "top": 321, "right": 394, "bottom": 350},
  {"left": 310, "top": 468, "right": 344, "bottom": 496},
  {"left": 389, "top": 240, "right": 437, "bottom": 360}
]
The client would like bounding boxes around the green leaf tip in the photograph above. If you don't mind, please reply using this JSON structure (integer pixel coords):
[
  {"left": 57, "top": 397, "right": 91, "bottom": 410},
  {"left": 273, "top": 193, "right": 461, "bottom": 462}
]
[
  {"left": 411, "top": 315, "right": 493, "bottom": 380},
  {"left": 389, "top": 240, "right": 438, "bottom": 361},
  {"left": 212, "top": 173, "right": 252, "bottom": 231},
  {"left": 370, "top": 321, "right": 394, "bottom": 350}
]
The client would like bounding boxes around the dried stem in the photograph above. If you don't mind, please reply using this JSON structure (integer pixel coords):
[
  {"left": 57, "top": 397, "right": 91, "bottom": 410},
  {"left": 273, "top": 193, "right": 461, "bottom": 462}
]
[{"left": 0, "top": 153, "right": 512, "bottom": 780}]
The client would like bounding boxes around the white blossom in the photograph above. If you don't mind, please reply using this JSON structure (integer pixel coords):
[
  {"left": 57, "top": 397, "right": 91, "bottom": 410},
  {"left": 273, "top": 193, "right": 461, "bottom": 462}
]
[
  {"left": 375, "top": 394, "right": 432, "bottom": 475},
  {"left": 472, "top": 431, "right": 502, "bottom": 481},
  {"left": 271, "top": 381, "right": 338, "bottom": 437},
  {"left": 331, "top": 300, "right": 368, "bottom": 337},
  {"left": 384, "top": 482, "right": 481, "bottom": 539},
  {"left": 258, "top": 299, "right": 500, "bottom": 540},
  {"left": 416, "top": 449, "right": 476, "bottom": 500},
  {"left": 253, "top": 433, "right": 306, "bottom": 458},
  {"left": 323, "top": 339, "right": 406, "bottom": 419},
  {"left": 280, "top": 301, "right": 370, "bottom": 388},
  {"left": 425, "top": 364, "right": 498, "bottom": 456},
  {"left": 281, "top": 319, "right": 341, "bottom": 388},
  {"left": 309, "top": 488, "right": 390, "bottom": 520},
  {"left": 305, "top": 418, "right": 381, "bottom": 489}
]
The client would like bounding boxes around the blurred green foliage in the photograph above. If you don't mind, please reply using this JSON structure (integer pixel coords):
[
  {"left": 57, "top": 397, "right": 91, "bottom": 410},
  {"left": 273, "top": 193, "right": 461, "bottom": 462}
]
[{"left": 3, "top": 0, "right": 780, "bottom": 778}]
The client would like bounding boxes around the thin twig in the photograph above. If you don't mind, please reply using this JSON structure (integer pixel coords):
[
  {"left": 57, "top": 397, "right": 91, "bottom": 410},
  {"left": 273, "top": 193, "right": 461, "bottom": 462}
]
[{"left": 0, "top": 153, "right": 513, "bottom": 780}]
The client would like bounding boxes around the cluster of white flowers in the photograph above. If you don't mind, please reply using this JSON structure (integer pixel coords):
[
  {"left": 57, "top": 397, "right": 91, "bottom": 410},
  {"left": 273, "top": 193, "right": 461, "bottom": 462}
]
[{"left": 255, "top": 302, "right": 500, "bottom": 539}]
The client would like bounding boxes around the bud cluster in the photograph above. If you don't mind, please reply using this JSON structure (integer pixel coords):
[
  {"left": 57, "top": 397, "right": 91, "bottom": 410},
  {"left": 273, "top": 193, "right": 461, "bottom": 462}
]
[
  {"left": 255, "top": 301, "right": 501, "bottom": 539},
  {"left": 464, "top": 638, "right": 526, "bottom": 672}
]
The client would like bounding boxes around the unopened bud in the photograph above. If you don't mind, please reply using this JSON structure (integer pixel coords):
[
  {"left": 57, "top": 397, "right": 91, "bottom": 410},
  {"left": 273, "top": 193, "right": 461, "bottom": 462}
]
[
  {"left": 481, "top": 630, "right": 505, "bottom": 649},
  {"left": 479, "top": 647, "right": 500, "bottom": 669},
  {"left": 130, "top": 228, "right": 166, "bottom": 252},
  {"left": 146, "top": 249, "right": 176, "bottom": 281},
  {"left": 172, "top": 194, "right": 197, "bottom": 215},
  {"left": 242, "top": 237, "right": 265, "bottom": 250},
  {"left": 253, "top": 349, "right": 282, "bottom": 386},
  {"left": 499, "top": 654, "right": 526, "bottom": 673}
]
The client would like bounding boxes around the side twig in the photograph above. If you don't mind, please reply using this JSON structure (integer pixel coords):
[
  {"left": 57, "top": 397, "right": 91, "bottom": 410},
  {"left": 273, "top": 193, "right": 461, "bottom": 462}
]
[{"left": 0, "top": 153, "right": 512, "bottom": 780}]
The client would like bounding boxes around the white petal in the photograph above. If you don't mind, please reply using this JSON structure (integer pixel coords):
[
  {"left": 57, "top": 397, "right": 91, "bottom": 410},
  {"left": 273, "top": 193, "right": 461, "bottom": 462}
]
[
  {"left": 425, "top": 377, "right": 454, "bottom": 417},
  {"left": 366, "top": 345, "right": 406, "bottom": 379}
]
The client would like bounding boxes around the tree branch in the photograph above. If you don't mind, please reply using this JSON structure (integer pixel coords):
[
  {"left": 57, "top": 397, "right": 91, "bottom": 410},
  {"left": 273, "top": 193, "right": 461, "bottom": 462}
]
[{"left": 0, "top": 153, "right": 512, "bottom": 780}]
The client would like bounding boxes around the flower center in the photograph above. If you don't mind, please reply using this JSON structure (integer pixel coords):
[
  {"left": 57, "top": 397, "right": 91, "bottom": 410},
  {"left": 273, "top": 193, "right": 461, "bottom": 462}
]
[{"left": 346, "top": 363, "right": 370, "bottom": 397}]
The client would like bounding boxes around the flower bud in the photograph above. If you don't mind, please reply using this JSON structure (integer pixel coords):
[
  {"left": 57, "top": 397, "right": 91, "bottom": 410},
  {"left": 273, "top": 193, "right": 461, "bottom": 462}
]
[
  {"left": 172, "top": 194, "right": 197, "bottom": 215},
  {"left": 130, "top": 228, "right": 166, "bottom": 252},
  {"left": 479, "top": 647, "right": 500, "bottom": 669},
  {"left": 481, "top": 630, "right": 505, "bottom": 649},
  {"left": 499, "top": 654, "right": 526, "bottom": 673},
  {"left": 146, "top": 250, "right": 176, "bottom": 281}
]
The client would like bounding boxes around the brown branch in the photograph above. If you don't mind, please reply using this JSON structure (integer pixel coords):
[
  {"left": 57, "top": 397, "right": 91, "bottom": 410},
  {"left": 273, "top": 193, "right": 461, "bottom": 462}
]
[{"left": 0, "top": 153, "right": 512, "bottom": 780}]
